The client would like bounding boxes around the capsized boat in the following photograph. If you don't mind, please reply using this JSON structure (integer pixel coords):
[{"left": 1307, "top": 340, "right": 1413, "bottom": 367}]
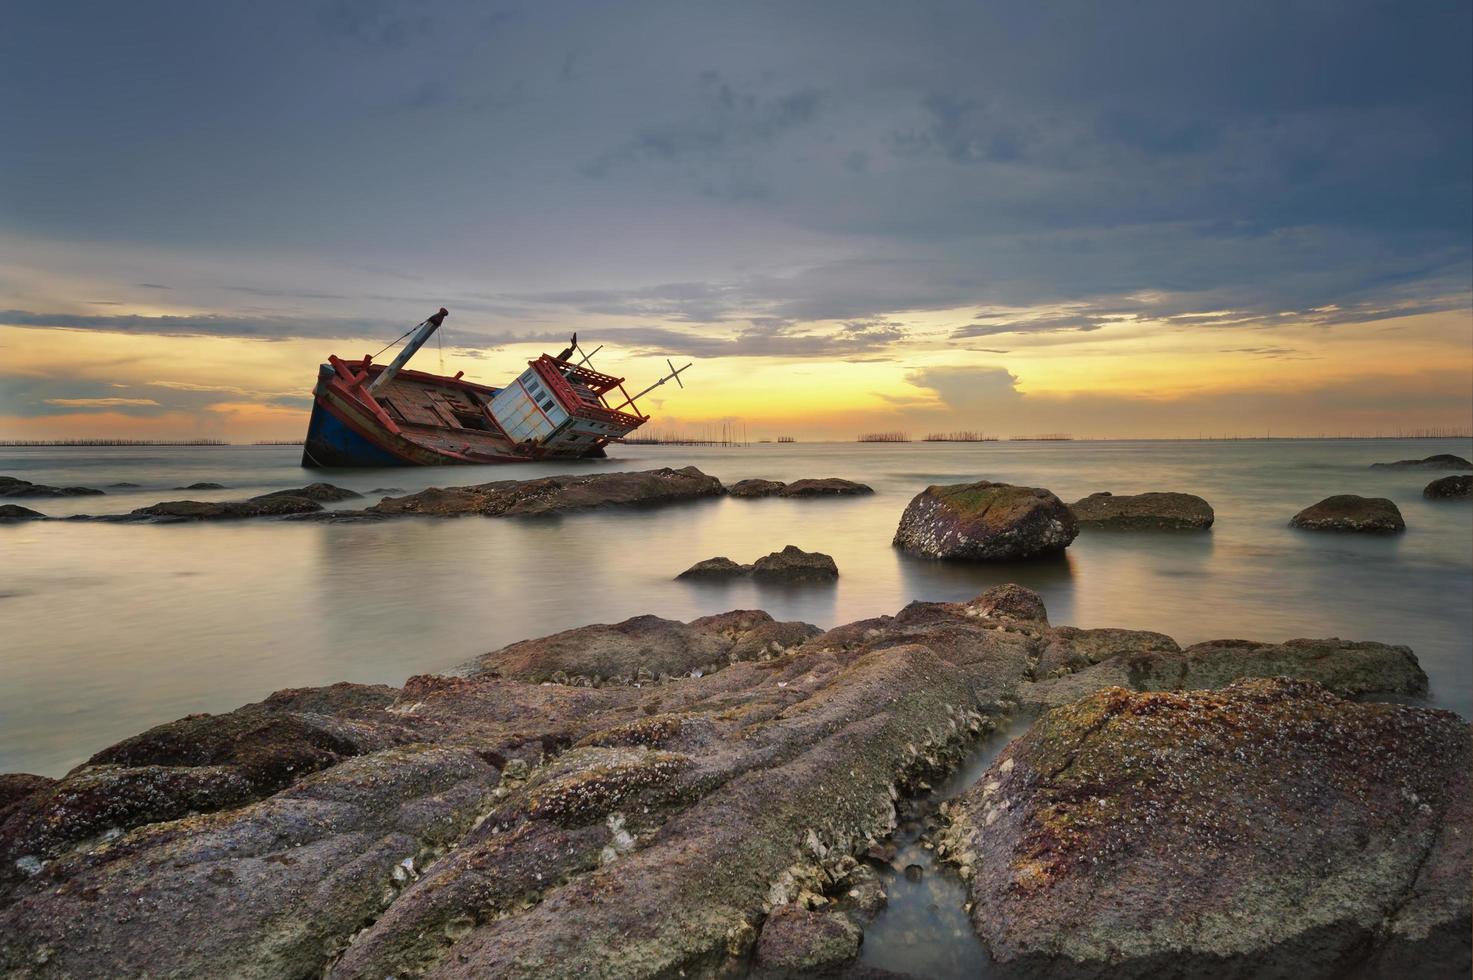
[{"left": 302, "top": 308, "right": 690, "bottom": 467}]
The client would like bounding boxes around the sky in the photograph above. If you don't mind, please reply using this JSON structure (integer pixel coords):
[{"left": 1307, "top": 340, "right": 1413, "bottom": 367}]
[{"left": 2, "top": 0, "right": 1470, "bottom": 441}]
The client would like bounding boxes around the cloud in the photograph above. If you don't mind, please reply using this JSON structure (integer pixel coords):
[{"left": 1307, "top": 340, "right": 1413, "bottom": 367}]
[
  {"left": 903, "top": 365, "right": 1023, "bottom": 411},
  {"left": 43, "top": 397, "right": 161, "bottom": 408},
  {"left": 953, "top": 313, "right": 1112, "bottom": 339}
]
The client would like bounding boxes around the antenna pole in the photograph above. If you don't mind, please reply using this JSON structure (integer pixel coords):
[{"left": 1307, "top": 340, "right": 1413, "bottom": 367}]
[{"left": 611, "top": 361, "right": 692, "bottom": 412}]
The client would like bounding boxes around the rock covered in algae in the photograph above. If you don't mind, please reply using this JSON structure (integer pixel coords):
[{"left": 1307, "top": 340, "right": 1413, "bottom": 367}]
[
  {"left": 943, "top": 678, "right": 1471, "bottom": 979},
  {"left": 1068, "top": 490, "right": 1214, "bottom": 530}
]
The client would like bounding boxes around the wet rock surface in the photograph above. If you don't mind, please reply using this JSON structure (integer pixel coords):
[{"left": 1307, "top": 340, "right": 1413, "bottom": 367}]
[
  {"left": 1290, "top": 494, "right": 1405, "bottom": 533},
  {"left": 175, "top": 482, "right": 227, "bottom": 490},
  {"left": 0, "top": 476, "right": 103, "bottom": 498},
  {"left": 366, "top": 465, "right": 725, "bottom": 517},
  {"left": 1424, "top": 475, "right": 1472, "bottom": 499},
  {"left": 893, "top": 481, "right": 1078, "bottom": 560},
  {"left": 1370, "top": 453, "right": 1472, "bottom": 470},
  {"left": 0, "top": 586, "right": 1459, "bottom": 979},
  {"left": 679, "top": 547, "right": 839, "bottom": 583},
  {"left": 0, "top": 504, "right": 46, "bottom": 521},
  {"left": 1068, "top": 491, "right": 1214, "bottom": 530},
  {"left": 254, "top": 482, "right": 362, "bottom": 502},
  {"left": 942, "top": 678, "right": 1471, "bottom": 979}
]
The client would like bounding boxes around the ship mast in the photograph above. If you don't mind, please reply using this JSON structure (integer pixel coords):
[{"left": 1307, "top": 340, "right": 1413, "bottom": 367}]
[{"left": 367, "top": 308, "right": 449, "bottom": 394}]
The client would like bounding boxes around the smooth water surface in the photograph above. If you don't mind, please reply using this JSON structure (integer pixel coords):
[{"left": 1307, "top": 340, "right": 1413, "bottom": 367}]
[{"left": 2, "top": 438, "right": 1470, "bottom": 779}]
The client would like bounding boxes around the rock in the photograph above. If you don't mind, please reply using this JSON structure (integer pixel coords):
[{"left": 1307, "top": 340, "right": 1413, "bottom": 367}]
[
  {"left": 728, "top": 478, "right": 787, "bottom": 497},
  {"left": 1424, "top": 475, "right": 1472, "bottom": 499},
  {"left": 1021, "top": 636, "right": 1427, "bottom": 709},
  {"left": 1290, "top": 494, "right": 1405, "bottom": 533},
  {"left": 777, "top": 478, "right": 874, "bottom": 498},
  {"left": 1370, "top": 453, "right": 1472, "bottom": 470},
  {"left": 750, "top": 545, "right": 839, "bottom": 583},
  {"left": 126, "top": 494, "right": 324, "bottom": 521},
  {"left": 676, "top": 547, "right": 839, "bottom": 584},
  {"left": 367, "top": 466, "right": 724, "bottom": 517},
  {"left": 893, "top": 481, "right": 1078, "bottom": 560},
  {"left": 174, "top": 482, "right": 227, "bottom": 490},
  {"left": 754, "top": 905, "right": 863, "bottom": 975},
  {"left": 254, "top": 482, "right": 361, "bottom": 502},
  {"left": 676, "top": 556, "right": 748, "bottom": 580},
  {"left": 463, "top": 610, "right": 823, "bottom": 684},
  {"left": 1068, "top": 491, "right": 1214, "bottom": 530},
  {"left": 1036, "top": 627, "right": 1180, "bottom": 676},
  {"left": 0, "top": 476, "right": 103, "bottom": 498},
  {"left": 106, "top": 482, "right": 140, "bottom": 488},
  {"left": 0, "top": 586, "right": 1447, "bottom": 980},
  {"left": 836, "top": 863, "right": 887, "bottom": 921},
  {"left": 0, "top": 504, "right": 45, "bottom": 521},
  {"left": 944, "top": 678, "right": 1471, "bottom": 978}
]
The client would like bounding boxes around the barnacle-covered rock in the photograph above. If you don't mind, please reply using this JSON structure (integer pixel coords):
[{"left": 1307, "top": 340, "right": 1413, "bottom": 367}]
[
  {"left": 944, "top": 678, "right": 1471, "bottom": 978},
  {"left": 1068, "top": 490, "right": 1214, "bottom": 530},
  {"left": 893, "top": 481, "right": 1078, "bottom": 560},
  {"left": 1289, "top": 494, "right": 1405, "bottom": 533}
]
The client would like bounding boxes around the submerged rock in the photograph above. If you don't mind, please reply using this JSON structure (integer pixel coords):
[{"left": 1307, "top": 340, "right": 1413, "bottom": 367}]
[
  {"left": 127, "top": 494, "right": 324, "bottom": 521},
  {"left": 1290, "top": 494, "right": 1405, "bottom": 533},
  {"left": 254, "top": 482, "right": 361, "bottom": 502},
  {"left": 893, "top": 481, "right": 1078, "bottom": 560},
  {"left": 0, "top": 476, "right": 103, "bottom": 498},
  {"left": 778, "top": 478, "right": 874, "bottom": 497},
  {"left": 675, "top": 556, "right": 748, "bottom": 580},
  {"left": 676, "top": 547, "right": 840, "bottom": 584},
  {"left": 0, "top": 504, "right": 45, "bottom": 521},
  {"left": 728, "top": 478, "right": 787, "bottom": 498},
  {"left": 367, "top": 466, "right": 724, "bottom": 517},
  {"left": 725, "top": 477, "right": 875, "bottom": 498},
  {"left": 944, "top": 678, "right": 1471, "bottom": 978},
  {"left": 1370, "top": 453, "right": 1472, "bottom": 470},
  {"left": 1068, "top": 491, "right": 1214, "bottom": 530},
  {"left": 174, "top": 482, "right": 227, "bottom": 490},
  {"left": 1424, "top": 475, "right": 1472, "bottom": 500}
]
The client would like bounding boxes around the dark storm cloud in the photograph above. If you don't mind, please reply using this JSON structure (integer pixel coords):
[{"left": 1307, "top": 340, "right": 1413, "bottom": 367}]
[{"left": 0, "top": 0, "right": 1468, "bottom": 350}]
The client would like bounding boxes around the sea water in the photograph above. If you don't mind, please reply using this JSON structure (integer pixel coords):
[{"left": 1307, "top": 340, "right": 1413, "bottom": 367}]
[{"left": 3, "top": 438, "right": 1469, "bottom": 977}]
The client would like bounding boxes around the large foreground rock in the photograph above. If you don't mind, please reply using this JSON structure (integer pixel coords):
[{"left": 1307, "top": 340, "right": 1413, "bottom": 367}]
[
  {"left": 942, "top": 678, "right": 1471, "bottom": 978},
  {"left": 1068, "top": 491, "right": 1214, "bottom": 530},
  {"left": 1370, "top": 453, "right": 1471, "bottom": 470},
  {"left": 1424, "top": 475, "right": 1472, "bottom": 499},
  {"left": 1290, "top": 495, "right": 1405, "bottom": 533},
  {"left": 893, "top": 481, "right": 1078, "bottom": 559},
  {"left": 0, "top": 476, "right": 103, "bottom": 498},
  {"left": 0, "top": 586, "right": 1452, "bottom": 980},
  {"left": 367, "top": 466, "right": 724, "bottom": 517}
]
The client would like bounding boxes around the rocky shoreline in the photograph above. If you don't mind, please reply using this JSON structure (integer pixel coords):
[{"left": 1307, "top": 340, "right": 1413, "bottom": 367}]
[{"left": 2, "top": 585, "right": 1466, "bottom": 979}]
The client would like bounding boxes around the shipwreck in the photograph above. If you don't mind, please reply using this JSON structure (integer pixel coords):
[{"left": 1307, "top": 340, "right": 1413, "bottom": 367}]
[{"left": 302, "top": 308, "right": 689, "bottom": 467}]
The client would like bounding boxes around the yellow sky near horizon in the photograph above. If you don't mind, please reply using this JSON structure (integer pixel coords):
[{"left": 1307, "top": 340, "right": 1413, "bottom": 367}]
[{"left": 2, "top": 304, "right": 1470, "bottom": 441}]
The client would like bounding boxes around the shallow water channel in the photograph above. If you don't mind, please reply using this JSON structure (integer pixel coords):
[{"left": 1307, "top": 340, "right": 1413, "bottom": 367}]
[{"left": 858, "top": 714, "right": 1035, "bottom": 978}]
